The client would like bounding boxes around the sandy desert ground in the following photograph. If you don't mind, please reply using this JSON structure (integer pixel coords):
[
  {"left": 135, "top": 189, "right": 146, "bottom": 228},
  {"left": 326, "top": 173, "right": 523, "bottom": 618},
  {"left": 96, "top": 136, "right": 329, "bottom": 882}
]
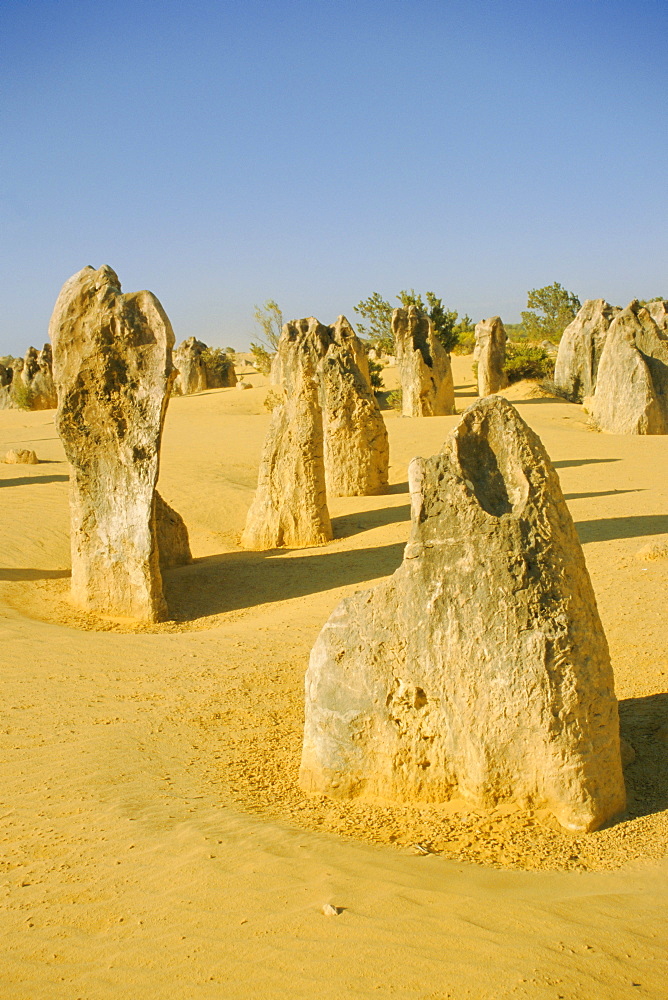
[{"left": 1, "top": 355, "right": 667, "bottom": 999}]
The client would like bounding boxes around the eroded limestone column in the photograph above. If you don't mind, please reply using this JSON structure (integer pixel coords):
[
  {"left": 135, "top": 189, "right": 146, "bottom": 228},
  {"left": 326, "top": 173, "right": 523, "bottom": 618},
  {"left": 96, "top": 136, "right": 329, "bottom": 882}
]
[
  {"left": 474, "top": 316, "right": 508, "bottom": 396},
  {"left": 392, "top": 306, "right": 455, "bottom": 416},
  {"left": 50, "top": 265, "right": 181, "bottom": 621},
  {"left": 301, "top": 395, "right": 626, "bottom": 832}
]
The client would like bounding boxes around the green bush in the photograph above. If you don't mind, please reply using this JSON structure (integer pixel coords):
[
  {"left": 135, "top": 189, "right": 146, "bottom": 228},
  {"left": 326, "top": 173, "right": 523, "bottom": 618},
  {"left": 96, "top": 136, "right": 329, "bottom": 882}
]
[
  {"left": 452, "top": 330, "right": 475, "bottom": 355},
  {"left": 368, "top": 358, "right": 384, "bottom": 391},
  {"left": 386, "top": 388, "right": 403, "bottom": 411},
  {"left": 503, "top": 344, "right": 555, "bottom": 384},
  {"left": 11, "top": 380, "right": 34, "bottom": 411},
  {"left": 249, "top": 342, "right": 273, "bottom": 375},
  {"left": 201, "top": 346, "right": 234, "bottom": 383},
  {"left": 263, "top": 389, "right": 283, "bottom": 411}
]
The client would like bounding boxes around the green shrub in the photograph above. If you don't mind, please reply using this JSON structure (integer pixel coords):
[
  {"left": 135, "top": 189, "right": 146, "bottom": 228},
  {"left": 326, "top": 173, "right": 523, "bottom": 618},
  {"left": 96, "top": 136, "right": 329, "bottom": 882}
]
[
  {"left": 452, "top": 330, "right": 475, "bottom": 355},
  {"left": 368, "top": 358, "right": 384, "bottom": 391},
  {"left": 503, "top": 343, "right": 555, "bottom": 384},
  {"left": 201, "top": 346, "right": 234, "bottom": 384},
  {"left": 11, "top": 380, "right": 34, "bottom": 411},
  {"left": 250, "top": 341, "right": 273, "bottom": 375},
  {"left": 263, "top": 389, "right": 283, "bottom": 411},
  {"left": 386, "top": 388, "right": 403, "bottom": 411}
]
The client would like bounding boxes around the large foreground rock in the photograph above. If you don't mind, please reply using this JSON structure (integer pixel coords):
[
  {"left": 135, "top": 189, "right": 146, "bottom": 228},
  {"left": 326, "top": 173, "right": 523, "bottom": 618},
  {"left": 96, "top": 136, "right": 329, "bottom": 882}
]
[
  {"left": 301, "top": 396, "right": 625, "bottom": 832},
  {"left": 392, "top": 306, "right": 455, "bottom": 416},
  {"left": 241, "top": 318, "right": 332, "bottom": 549},
  {"left": 320, "top": 316, "right": 389, "bottom": 496},
  {"left": 474, "top": 316, "right": 508, "bottom": 396},
  {"left": 589, "top": 301, "right": 668, "bottom": 434},
  {"left": 554, "top": 300, "right": 619, "bottom": 401},
  {"left": 50, "top": 265, "right": 177, "bottom": 621}
]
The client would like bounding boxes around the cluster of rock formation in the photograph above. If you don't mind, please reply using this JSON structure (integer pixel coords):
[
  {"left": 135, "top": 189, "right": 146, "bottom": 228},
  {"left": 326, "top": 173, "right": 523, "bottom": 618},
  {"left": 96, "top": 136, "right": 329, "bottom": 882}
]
[
  {"left": 242, "top": 316, "right": 389, "bottom": 549},
  {"left": 554, "top": 299, "right": 620, "bottom": 402},
  {"left": 586, "top": 300, "right": 668, "bottom": 434},
  {"left": 300, "top": 395, "right": 626, "bottom": 833},
  {"left": 474, "top": 316, "right": 508, "bottom": 396},
  {"left": 0, "top": 344, "right": 57, "bottom": 410},
  {"left": 392, "top": 306, "right": 455, "bottom": 416},
  {"left": 49, "top": 265, "right": 191, "bottom": 622},
  {"left": 172, "top": 337, "right": 236, "bottom": 395}
]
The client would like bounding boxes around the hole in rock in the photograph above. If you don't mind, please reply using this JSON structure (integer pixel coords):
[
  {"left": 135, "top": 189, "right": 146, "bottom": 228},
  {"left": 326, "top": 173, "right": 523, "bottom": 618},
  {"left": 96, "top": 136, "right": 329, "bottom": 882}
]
[{"left": 457, "top": 418, "right": 528, "bottom": 517}]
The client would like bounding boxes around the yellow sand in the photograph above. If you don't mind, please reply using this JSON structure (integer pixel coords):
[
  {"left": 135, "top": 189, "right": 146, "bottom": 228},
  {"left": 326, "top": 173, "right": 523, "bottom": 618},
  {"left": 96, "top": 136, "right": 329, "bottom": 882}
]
[{"left": 1, "top": 357, "right": 667, "bottom": 999}]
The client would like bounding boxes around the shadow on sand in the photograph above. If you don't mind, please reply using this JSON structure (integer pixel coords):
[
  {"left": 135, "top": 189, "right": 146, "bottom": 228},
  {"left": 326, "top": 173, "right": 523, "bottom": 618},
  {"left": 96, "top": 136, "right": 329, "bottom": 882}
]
[
  {"left": 576, "top": 514, "right": 668, "bottom": 544},
  {"left": 619, "top": 693, "right": 668, "bottom": 820},
  {"left": 333, "top": 503, "right": 410, "bottom": 539},
  {"left": 163, "top": 541, "right": 406, "bottom": 621},
  {"left": 0, "top": 474, "right": 69, "bottom": 488},
  {"left": 554, "top": 458, "right": 620, "bottom": 469},
  {"left": 0, "top": 567, "right": 70, "bottom": 581}
]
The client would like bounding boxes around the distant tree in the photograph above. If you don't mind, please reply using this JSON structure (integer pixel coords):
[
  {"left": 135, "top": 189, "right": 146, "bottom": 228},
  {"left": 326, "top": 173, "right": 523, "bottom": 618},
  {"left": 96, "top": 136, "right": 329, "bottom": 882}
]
[
  {"left": 638, "top": 296, "right": 666, "bottom": 305},
  {"left": 520, "top": 283, "right": 581, "bottom": 343},
  {"left": 252, "top": 299, "right": 283, "bottom": 351},
  {"left": 249, "top": 342, "right": 273, "bottom": 375},
  {"left": 354, "top": 292, "right": 394, "bottom": 354},
  {"left": 355, "top": 289, "right": 463, "bottom": 355}
]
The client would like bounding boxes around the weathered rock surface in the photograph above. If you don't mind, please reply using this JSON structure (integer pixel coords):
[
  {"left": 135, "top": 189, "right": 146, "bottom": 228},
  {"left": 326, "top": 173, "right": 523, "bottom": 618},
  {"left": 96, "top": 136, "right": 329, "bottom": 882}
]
[
  {"left": 590, "top": 301, "right": 668, "bottom": 434},
  {"left": 474, "top": 316, "right": 508, "bottom": 396},
  {"left": 241, "top": 318, "right": 332, "bottom": 549},
  {"left": 50, "top": 264, "right": 177, "bottom": 621},
  {"left": 269, "top": 315, "right": 388, "bottom": 497},
  {"left": 4, "top": 449, "right": 38, "bottom": 464},
  {"left": 300, "top": 395, "right": 625, "bottom": 832},
  {"left": 155, "top": 491, "right": 192, "bottom": 568},
  {"left": 320, "top": 316, "right": 389, "bottom": 496},
  {"left": 173, "top": 337, "right": 208, "bottom": 395},
  {"left": 554, "top": 300, "right": 619, "bottom": 401},
  {"left": 392, "top": 306, "right": 455, "bottom": 417}
]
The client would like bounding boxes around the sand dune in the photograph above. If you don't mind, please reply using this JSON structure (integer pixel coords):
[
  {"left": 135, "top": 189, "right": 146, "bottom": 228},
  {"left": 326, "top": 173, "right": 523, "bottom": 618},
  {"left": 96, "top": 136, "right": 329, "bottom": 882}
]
[{"left": 1, "top": 357, "right": 667, "bottom": 998}]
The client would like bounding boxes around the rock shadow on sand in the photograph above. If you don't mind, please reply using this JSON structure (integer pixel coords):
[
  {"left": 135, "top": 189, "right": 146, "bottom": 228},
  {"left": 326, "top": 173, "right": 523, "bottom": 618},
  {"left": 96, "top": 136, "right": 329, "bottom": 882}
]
[
  {"left": 163, "top": 541, "right": 406, "bottom": 621},
  {"left": 0, "top": 474, "right": 69, "bottom": 488},
  {"left": 576, "top": 514, "right": 668, "bottom": 544},
  {"left": 619, "top": 693, "right": 668, "bottom": 820}
]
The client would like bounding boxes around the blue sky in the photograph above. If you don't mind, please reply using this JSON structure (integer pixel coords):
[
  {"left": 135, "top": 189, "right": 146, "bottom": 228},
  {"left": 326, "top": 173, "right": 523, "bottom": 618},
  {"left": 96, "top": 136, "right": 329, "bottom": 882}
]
[{"left": 1, "top": 0, "right": 666, "bottom": 354}]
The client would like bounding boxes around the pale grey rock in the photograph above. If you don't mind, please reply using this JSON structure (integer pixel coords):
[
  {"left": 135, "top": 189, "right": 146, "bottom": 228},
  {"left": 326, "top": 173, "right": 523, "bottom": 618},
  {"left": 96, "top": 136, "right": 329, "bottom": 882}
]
[
  {"left": 392, "top": 307, "right": 455, "bottom": 417},
  {"left": 269, "top": 316, "right": 389, "bottom": 498},
  {"left": 474, "top": 316, "right": 508, "bottom": 396},
  {"left": 50, "top": 264, "right": 178, "bottom": 621},
  {"left": 300, "top": 395, "right": 625, "bottom": 833},
  {"left": 320, "top": 316, "right": 388, "bottom": 496},
  {"left": 241, "top": 318, "right": 332, "bottom": 549},
  {"left": 591, "top": 301, "right": 668, "bottom": 434},
  {"left": 155, "top": 491, "right": 192, "bottom": 568},
  {"left": 173, "top": 337, "right": 208, "bottom": 395},
  {"left": 554, "top": 300, "right": 619, "bottom": 401}
]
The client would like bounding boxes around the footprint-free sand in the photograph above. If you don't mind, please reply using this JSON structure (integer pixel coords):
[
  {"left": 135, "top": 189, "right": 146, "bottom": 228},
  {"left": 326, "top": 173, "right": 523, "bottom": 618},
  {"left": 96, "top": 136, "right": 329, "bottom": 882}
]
[{"left": 1, "top": 357, "right": 667, "bottom": 999}]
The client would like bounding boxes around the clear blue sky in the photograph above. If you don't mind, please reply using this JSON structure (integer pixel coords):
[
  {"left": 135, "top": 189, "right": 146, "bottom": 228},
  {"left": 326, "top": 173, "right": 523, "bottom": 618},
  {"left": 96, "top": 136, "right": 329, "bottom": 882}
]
[{"left": 1, "top": 0, "right": 666, "bottom": 354}]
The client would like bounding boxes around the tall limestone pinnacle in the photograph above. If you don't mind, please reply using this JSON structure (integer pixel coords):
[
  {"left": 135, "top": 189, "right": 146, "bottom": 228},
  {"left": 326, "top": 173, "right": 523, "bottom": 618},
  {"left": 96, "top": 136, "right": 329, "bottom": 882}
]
[
  {"left": 50, "top": 265, "right": 190, "bottom": 621},
  {"left": 300, "top": 396, "right": 626, "bottom": 832},
  {"left": 392, "top": 305, "right": 455, "bottom": 417},
  {"left": 554, "top": 299, "right": 619, "bottom": 401},
  {"left": 474, "top": 316, "right": 508, "bottom": 396},
  {"left": 241, "top": 317, "right": 332, "bottom": 549},
  {"left": 589, "top": 300, "right": 668, "bottom": 434},
  {"left": 320, "top": 316, "right": 389, "bottom": 497}
]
